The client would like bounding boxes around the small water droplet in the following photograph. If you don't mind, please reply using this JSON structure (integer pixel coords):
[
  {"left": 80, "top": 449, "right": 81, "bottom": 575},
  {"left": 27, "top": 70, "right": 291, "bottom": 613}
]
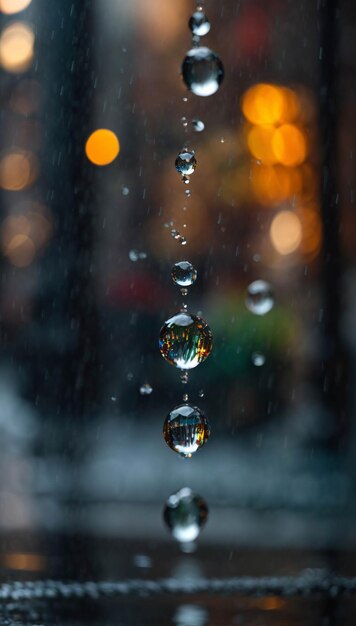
[
  {"left": 189, "top": 10, "right": 211, "bottom": 36},
  {"left": 181, "top": 116, "right": 188, "bottom": 127},
  {"left": 198, "top": 389, "right": 204, "bottom": 398},
  {"left": 172, "top": 261, "right": 198, "bottom": 287},
  {"left": 181, "top": 287, "right": 188, "bottom": 296},
  {"left": 252, "top": 352, "right": 266, "bottom": 367},
  {"left": 127, "top": 372, "right": 134, "bottom": 381},
  {"left": 246, "top": 280, "right": 274, "bottom": 315},
  {"left": 182, "top": 47, "right": 224, "bottom": 97},
  {"left": 140, "top": 383, "right": 153, "bottom": 395},
  {"left": 111, "top": 396, "right": 117, "bottom": 402},
  {"left": 129, "top": 249, "right": 147, "bottom": 262},
  {"left": 159, "top": 312, "right": 213, "bottom": 370},
  {"left": 121, "top": 185, "right": 130, "bottom": 196},
  {"left": 253, "top": 253, "right": 261, "bottom": 262},
  {"left": 220, "top": 137, "right": 225, "bottom": 143},
  {"left": 163, "top": 487, "right": 208, "bottom": 542},
  {"left": 192, "top": 118, "right": 205, "bottom": 132},
  {"left": 171, "top": 229, "right": 187, "bottom": 245},
  {"left": 185, "top": 189, "right": 191, "bottom": 197},
  {"left": 175, "top": 149, "right": 197, "bottom": 176},
  {"left": 183, "top": 96, "right": 188, "bottom": 102},
  {"left": 163, "top": 404, "right": 210, "bottom": 458},
  {"left": 180, "top": 370, "right": 189, "bottom": 384},
  {"left": 182, "top": 175, "right": 190, "bottom": 185},
  {"left": 183, "top": 393, "right": 189, "bottom": 402}
]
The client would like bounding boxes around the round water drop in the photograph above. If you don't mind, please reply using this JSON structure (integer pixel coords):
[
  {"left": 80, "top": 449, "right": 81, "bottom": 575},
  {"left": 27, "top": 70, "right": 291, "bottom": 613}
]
[
  {"left": 163, "top": 487, "right": 208, "bottom": 543},
  {"left": 246, "top": 280, "right": 274, "bottom": 315},
  {"left": 252, "top": 352, "right": 266, "bottom": 367},
  {"left": 183, "top": 393, "right": 189, "bottom": 402},
  {"left": 140, "top": 383, "right": 153, "bottom": 395},
  {"left": 175, "top": 149, "right": 197, "bottom": 176},
  {"left": 171, "top": 261, "right": 197, "bottom": 287},
  {"left": 180, "top": 371, "right": 189, "bottom": 384},
  {"left": 189, "top": 10, "right": 211, "bottom": 36},
  {"left": 121, "top": 185, "right": 130, "bottom": 196},
  {"left": 163, "top": 403, "right": 210, "bottom": 458},
  {"left": 181, "top": 287, "right": 188, "bottom": 296},
  {"left": 192, "top": 119, "right": 205, "bottom": 132},
  {"left": 159, "top": 311, "right": 213, "bottom": 370},
  {"left": 182, "top": 175, "right": 190, "bottom": 185},
  {"left": 182, "top": 47, "right": 224, "bottom": 97},
  {"left": 181, "top": 116, "right": 188, "bottom": 128}
]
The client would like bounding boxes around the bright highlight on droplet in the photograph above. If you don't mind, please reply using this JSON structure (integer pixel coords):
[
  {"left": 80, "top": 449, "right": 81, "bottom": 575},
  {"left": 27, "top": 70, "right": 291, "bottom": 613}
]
[
  {"left": 0, "top": 0, "right": 32, "bottom": 14},
  {"left": 270, "top": 210, "right": 302, "bottom": 255},
  {"left": 0, "top": 22, "right": 34, "bottom": 73},
  {"left": 85, "top": 129, "right": 120, "bottom": 166}
]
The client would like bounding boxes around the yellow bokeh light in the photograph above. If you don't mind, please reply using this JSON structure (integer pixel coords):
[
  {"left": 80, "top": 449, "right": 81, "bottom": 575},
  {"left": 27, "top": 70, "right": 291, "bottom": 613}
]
[
  {"left": 242, "top": 84, "right": 285, "bottom": 125},
  {"left": 272, "top": 124, "right": 307, "bottom": 167},
  {"left": 0, "top": 0, "right": 32, "bottom": 14},
  {"left": 280, "top": 87, "right": 300, "bottom": 122},
  {"left": 297, "top": 206, "right": 322, "bottom": 259},
  {"left": 85, "top": 129, "right": 120, "bottom": 166},
  {"left": 0, "top": 150, "right": 38, "bottom": 190},
  {"left": 270, "top": 211, "right": 302, "bottom": 255},
  {"left": 0, "top": 22, "right": 34, "bottom": 73},
  {"left": 247, "top": 125, "right": 277, "bottom": 165},
  {"left": 250, "top": 163, "right": 302, "bottom": 205}
]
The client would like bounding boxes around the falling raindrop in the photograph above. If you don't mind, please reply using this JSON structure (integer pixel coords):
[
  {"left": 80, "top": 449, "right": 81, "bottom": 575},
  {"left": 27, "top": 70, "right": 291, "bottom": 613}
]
[
  {"left": 159, "top": 311, "right": 213, "bottom": 369},
  {"left": 189, "top": 10, "right": 211, "bottom": 37},
  {"left": 140, "top": 383, "right": 153, "bottom": 395},
  {"left": 163, "top": 487, "right": 208, "bottom": 543},
  {"left": 171, "top": 261, "right": 198, "bottom": 287},
  {"left": 163, "top": 403, "right": 210, "bottom": 458},
  {"left": 246, "top": 280, "right": 274, "bottom": 315},
  {"left": 192, "top": 118, "right": 205, "bottom": 132},
  {"left": 252, "top": 352, "right": 266, "bottom": 367},
  {"left": 182, "top": 47, "right": 224, "bottom": 97},
  {"left": 175, "top": 149, "right": 197, "bottom": 176}
]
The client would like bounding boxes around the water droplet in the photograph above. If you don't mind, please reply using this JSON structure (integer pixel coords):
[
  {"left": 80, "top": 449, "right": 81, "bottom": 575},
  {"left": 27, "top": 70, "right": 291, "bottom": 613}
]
[
  {"left": 159, "top": 311, "right": 213, "bottom": 369},
  {"left": 163, "top": 487, "right": 208, "bottom": 542},
  {"left": 192, "top": 118, "right": 205, "bottom": 132},
  {"left": 175, "top": 149, "right": 197, "bottom": 176},
  {"left": 163, "top": 404, "right": 210, "bottom": 458},
  {"left": 181, "top": 116, "right": 188, "bottom": 127},
  {"left": 183, "top": 393, "right": 189, "bottom": 402},
  {"left": 121, "top": 185, "right": 130, "bottom": 195},
  {"left": 198, "top": 389, "right": 204, "bottom": 398},
  {"left": 140, "top": 383, "right": 153, "bottom": 395},
  {"left": 171, "top": 229, "right": 187, "bottom": 245},
  {"left": 189, "top": 10, "right": 211, "bottom": 36},
  {"left": 182, "top": 175, "right": 190, "bottom": 185},
  {"left": 246, "top": 280, "right": 274, "bottom": 315},
  {"left": 171, "top": 261, "right": 198, "bottom": 287},
  {"left": 253, "top": 253, "right": 261, "bottom": 262},
  {"left": 182, "top": 47, "right": 224, "bottom": 97},
  {"left": 129, "top": 249, "right": 147, "bottom": 262},
  {"left": 185, "top": 189, "right": 191, "bottom": 197},
  {"left": 220, "top": 137, "right": 225, "bottom": 143},
  {"left": 127, "top": 372, "right": 134, "bottom": 381},
  {"left": 183, "top": 96, "right": 188, "bottom": 102},
  {"left": 111, "top": 396, "right": 117, "bottom": 402},
  {"left": 181, "top": 287, "right": 188, "bottom": 296},
  {"left": 252, "top": 352, "right": 266, "bottom": 367},
  {"left": 180, "top": 370, "right": 189, "bottom": 384}
]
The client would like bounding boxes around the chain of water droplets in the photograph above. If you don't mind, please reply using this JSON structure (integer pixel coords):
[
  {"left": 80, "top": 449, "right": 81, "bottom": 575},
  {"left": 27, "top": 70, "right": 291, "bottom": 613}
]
[{"left": 1, "top": 571, "right": 356, "bottom": 602}]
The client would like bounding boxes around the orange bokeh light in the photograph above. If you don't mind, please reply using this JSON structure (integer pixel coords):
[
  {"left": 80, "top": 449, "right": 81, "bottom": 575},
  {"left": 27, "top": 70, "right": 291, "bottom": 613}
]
[
  {"left": 0, "top": 22, "right": 34, "bottom": 73},
  {"left": 242, "top": 83, "right": 285, "bottom": 125},
  {"left": 0, "top": 150, "right": 38, "bottom": 190},
  {"left": 2, "top": 552, "right": 45, "bottom": 571},
  {"left": 85, "top": 129, "right": 120, "bottom": 166},
  {"left": 270, "top": 210, "right": 302, "bottom": 255},
  {"left": 272, "top": 124, "right": 307, "bottom": 167},
  {"left": 250, "top": 163, "right": 302, "bottom": 204},
  {"left": 247, "top": 125, "right": 277, "bottom": 165},
  {"left": 0, "top": 0, "right": 32, "bottom": 13}
]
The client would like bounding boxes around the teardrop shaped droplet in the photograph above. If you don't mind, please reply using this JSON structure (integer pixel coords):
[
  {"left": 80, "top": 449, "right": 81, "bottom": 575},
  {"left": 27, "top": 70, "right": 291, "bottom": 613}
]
[
  {"left": 163, "top": 403, "right": 210, "bottom": 458},
  {"left": 189, "top": 10, "right": 211, "bottom": 36},
  {"left": 246, "top": 280, "right": 274, "bottom": 315},
  {"left": 171, "top": 261, "right": 198, "bottom": 287},
  {"left": 182, "top": 47, "right": 224, "bottom": 97},
  {"left": 159, "top": 311, "right": 213, "bottom": 369},
  {"left": 175, "top": 149, "right": 197, "bottom": 176},
  {"left": 163, "top": 487, "right": 208, "bottom": 543}
]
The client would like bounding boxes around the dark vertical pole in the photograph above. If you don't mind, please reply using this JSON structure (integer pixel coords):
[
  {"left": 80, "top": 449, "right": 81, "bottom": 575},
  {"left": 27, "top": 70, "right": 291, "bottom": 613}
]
[{"left": 317, "top": 0, "right": 348, "bottom": 447}]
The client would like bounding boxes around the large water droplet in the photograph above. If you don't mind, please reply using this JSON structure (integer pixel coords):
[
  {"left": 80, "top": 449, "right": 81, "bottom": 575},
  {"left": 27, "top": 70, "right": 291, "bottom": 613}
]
[
  {"left": 175, "top": 149, "right": 197, "bottom": 176},
  {"left": 252, "top": 352, "right": 266, "bottom": 367},
  {"left": 163, "top": 403, "right": 210, "bottom": 458},
  {"left": 171, "top": 261, "right": 197, "bottom": 287},
  {"left": 246, "top": 280, "right": 274, "bottom": 315},
  {"left": 159, "top": 311, "right": 213, "bottom": 369},
  {"left": 192, "top": 118, "right": 205, "bottom": 132},
  {"left": 182, "top": 47, "right": 224, "bottom": 97},
  {"left": 189, "top": 10, "right": 211, "bottom": 36},
  {"left": 163, "top": 487, "right": 208, "bottom": 543}
]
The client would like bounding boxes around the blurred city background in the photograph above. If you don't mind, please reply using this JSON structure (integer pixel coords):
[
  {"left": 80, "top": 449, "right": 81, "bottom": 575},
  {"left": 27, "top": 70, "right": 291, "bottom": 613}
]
[{"left": 0, "top": 0, "right": 356, "bottom": 591}]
